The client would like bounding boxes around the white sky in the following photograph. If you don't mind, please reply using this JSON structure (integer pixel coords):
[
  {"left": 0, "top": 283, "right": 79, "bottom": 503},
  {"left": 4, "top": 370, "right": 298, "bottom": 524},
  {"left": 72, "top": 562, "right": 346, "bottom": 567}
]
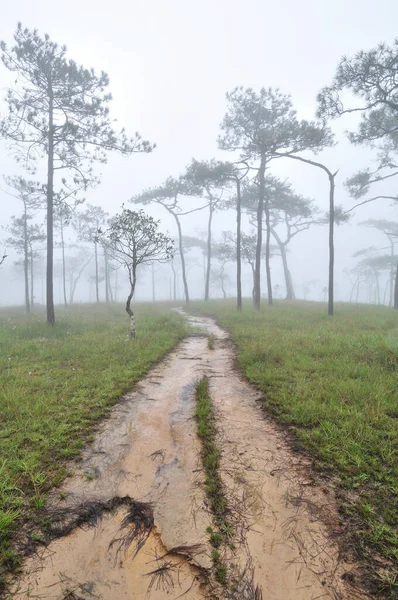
[{"left": 1, "top": 0, "right": 398, "bottom": 303}]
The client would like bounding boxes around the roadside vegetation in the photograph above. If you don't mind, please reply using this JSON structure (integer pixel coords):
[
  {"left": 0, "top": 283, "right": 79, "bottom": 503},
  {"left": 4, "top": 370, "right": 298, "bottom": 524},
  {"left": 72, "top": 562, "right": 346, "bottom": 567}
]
[
  {"left": 0, "top": 302, "right": 186, "bottom": 588},
  {"left": 195, "top": 376, "right": 229, "bottom": 586},
  {"left": 192, "top": 300, "right": 398, "bottom": 597}
]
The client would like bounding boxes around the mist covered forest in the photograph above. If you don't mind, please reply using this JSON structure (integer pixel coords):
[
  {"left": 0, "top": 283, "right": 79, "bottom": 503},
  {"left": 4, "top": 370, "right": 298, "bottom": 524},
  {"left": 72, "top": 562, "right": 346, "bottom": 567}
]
[
  {"left": 1, "top": 6, "right": 398, "bottom": 599},
  {"left": 1, "top": 23, "right": 398, "bottom": 319}
]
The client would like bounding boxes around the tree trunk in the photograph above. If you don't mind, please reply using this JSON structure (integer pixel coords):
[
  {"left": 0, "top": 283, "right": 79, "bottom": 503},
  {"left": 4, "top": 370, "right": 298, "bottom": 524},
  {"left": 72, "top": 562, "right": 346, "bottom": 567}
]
[
  {"left": 152, "top": 263, "right": 156, "bottom": 302},
  {"left": 60, "top": 217, "right": 67, "bottom": 308},
  {"left": 46, "top": 90, "right": 55, "bottom": 325},
  {"left": 271, "top": 229, "right": 295, "bottom": 301},
  {"left": 94, "top": 241, "right": 99, "bottom": 303},
  {"left": 171, "top": 258, "right": 177, "bottom": 301},
  {"left": 23, "top": 207, "right": 30, "bottom": 314},
  {"left": 125, "top": 268, "right": 137, "bottom": 339},
  {"left": 383, "top": 278, "right": 389, "bottom": 306},
  {"left": 236, "top": 178, "right": 242, "bottom": 310},
  {"left": 356, "top": 280, "right": 361, "bottom": 303},
  {"left": 70, "top": 256, "right": 92, "bottom": 304},
  {"left": 349, "top": 279, "right": 358, "bottom": 303},
  {"left": 254, "top": 155, "right": 267, "bottom": 309},
  {"left": 328, "top": 172, "right": 335, "bottom": 316},
  {"left": 375, "top": 271, "right": 380, "bottom": 304},
  {"left": 104, "top": 248, "right": 110, "bottom": 303},
  {"left": 388, "top": 237, "right": 394, "bottom": 307},
  {"left": 220, "top": 264, "right": 227, "bottom": 299},
  {"left": 205, "top": 199, "right": 214, "bottom": 302},
  {"left": 171, "top": 212, "right": 189, "bottom": 303},
  {"left": 274, "top": 153, "right": 337, "bottom": 317},
  {"left": 250, "top": 263, "right": 255, "bottom": 302},
  {"left": 394, "top": 262, "right": 398, "bottom": 309},
  {"left": 30, "top": 246, "right": 34, "bottom": 307},
  {"left": 281, "top": 246, "right": 294, "bottom": 300},
  {"left": 264, "top": 197, "right": 273, "bottom": 307}
]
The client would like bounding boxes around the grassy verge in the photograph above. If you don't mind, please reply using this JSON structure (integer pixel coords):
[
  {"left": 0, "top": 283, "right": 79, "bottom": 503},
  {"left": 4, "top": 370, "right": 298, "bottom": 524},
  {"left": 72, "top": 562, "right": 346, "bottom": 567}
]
[
  {"left": 0, "top": 302, "right": 186, "bottom": 589},
  {"left": 192, "top": 299, "right": 398, "bottom": 597},
  {"left": 195, "top": 376, "right": 230, "bottom": 586}
]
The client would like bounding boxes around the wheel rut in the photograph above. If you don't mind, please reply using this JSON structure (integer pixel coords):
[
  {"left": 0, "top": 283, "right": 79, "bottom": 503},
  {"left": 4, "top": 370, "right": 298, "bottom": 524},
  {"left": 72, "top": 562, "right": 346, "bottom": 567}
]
[{"left": 8, "top": 311, "right": 357, "bottom": 600}]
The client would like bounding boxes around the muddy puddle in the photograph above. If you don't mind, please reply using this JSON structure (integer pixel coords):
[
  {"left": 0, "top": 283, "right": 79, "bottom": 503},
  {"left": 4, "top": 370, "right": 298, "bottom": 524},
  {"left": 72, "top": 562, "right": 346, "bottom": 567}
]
[{"left": 8, "top": 310, "right": 358, "bottom": 600}]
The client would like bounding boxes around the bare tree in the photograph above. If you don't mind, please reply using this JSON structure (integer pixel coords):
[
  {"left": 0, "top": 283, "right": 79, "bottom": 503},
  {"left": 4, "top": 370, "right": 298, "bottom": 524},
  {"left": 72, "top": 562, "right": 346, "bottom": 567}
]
[{"left": 100, "top": 209, "right": 174, "bottom": 339}]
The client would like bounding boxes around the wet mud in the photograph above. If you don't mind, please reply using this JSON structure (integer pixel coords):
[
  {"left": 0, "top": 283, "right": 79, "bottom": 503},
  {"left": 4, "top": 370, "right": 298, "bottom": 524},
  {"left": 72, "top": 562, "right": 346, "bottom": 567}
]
[{"left": 8, "top": 311, "right": 357, "bottom": 600}]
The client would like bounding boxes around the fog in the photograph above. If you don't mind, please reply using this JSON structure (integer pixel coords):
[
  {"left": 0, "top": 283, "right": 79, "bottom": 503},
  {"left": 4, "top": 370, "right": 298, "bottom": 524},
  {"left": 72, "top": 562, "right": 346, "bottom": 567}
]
[{"left": 1, "top": 0, "right": 398, "bottom": 308}]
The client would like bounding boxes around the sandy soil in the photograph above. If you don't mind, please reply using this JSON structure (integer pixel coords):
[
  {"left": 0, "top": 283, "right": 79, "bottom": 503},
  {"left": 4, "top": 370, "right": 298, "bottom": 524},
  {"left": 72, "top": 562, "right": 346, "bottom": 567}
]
[{"left": 7, "top": 311, "right": 358, "bottom": 600}]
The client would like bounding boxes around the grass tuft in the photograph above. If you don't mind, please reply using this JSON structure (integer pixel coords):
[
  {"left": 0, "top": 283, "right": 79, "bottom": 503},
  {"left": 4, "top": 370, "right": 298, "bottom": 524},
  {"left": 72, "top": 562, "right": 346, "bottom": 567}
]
[
  {"left": 195, "top": 376, "right": 230, "bottom": 587},
  {"left": 208, "top": 333, "right": 215, "bottom": 350}
]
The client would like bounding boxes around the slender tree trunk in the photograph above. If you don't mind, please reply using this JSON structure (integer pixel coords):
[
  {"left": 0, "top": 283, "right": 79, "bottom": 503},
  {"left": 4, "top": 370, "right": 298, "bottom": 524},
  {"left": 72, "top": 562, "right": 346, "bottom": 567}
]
[
  {"left": 394, "top": 262, "right": 398, "bottom": 309},
  {"left": 264, "top": 199, "right": 273, "bottom": 306},
  {"left": 272, "top": 229, "right": 295, "bottom": 300},
  {"left": 46, "top": 89, "right": 55, "bottom": 325},
  {"left": 220, "top": 265, "right": 227, "bottom": 299},
  {"left": 94, "top": 241, "right": 100, "bottom": 303},
  {"left": 328, "top": 173, "right": 335, "bottom": 316},
  {"left": 274, "top": 153, "right": 337, "bottom": 317},
  {"left": 30, "top": 246, "right": 34, "bottom": 307},
  {"left": 236, "top": 178, "right": 242, "bottom": 310},
  {"left": 60, "top": 218, "right": 67, "bottom": 308},
  {"left": 23, "top": 207, "right": 30, "bottom": 314},
  {"left": 254, "top": 155, "right": 267, "bottom": 308},
  {"left": 106, "top": 256, "right": 113, "bottom": 302},
  {"left": 375, "top": 271, "right": 380, "bottom": 304},
  {"left": 205, "top": 200, "right": 213, "bottom": 301},
  {"left": 281, "top": 247, "right": 294, "bottom": 300},
  {"left": 356, "top": 280, "right": 361, "bottom": 303},
  {"left": 125, "top": 268, "right": 137, "bottom": 339},
  {"left": 389, "top": 237, "right": 394, "bottom": 307},
  {"left": 104, "top": 248, "right": 110, "bottom": 303},
  {"left": 152, "top": 263, "right": 156, "bottom": 302},
  {"left": 350, "top": 279, "right": 358, "bottom": 303},
  {"left": 171, "top": 258, "right": 177, "bottom": 301},
  {"left": 383, "top": 278, "right": 389, "bottom": 306},
  {"left": 70, "top": 256, "right": 92, "bottom": 304},
  {"left": 171, "top": 211, "right": 189, "bottom": 303},
  {"left": 250, "top": 263, "right": 255, "bottom": 302},
  {"left": 108, "top": 275, "right": 113, "bottom": 302}
]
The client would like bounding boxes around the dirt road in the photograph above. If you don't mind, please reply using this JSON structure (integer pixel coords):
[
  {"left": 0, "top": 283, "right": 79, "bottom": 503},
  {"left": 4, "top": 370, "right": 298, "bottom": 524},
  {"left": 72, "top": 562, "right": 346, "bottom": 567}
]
[{"left": 8, "top": 312, "right": 356, "bottom": 600}]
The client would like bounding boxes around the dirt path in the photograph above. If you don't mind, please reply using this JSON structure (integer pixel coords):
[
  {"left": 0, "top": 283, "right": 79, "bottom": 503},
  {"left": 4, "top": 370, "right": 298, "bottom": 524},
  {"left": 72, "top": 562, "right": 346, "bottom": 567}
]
[{"left": 8, "top": 312, "right": 356, "bottom": 600}]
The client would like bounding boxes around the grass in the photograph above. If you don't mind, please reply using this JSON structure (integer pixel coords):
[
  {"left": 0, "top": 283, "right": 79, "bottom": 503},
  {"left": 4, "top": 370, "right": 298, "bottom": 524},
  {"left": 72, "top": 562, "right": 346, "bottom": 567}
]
[
  {"left": 208, "top": 333, "right": 215, "bottom": 350},
  {"left": 192, "top": 299, "right": 398, "bottom": 598},
  {"left": 0, "top": 301, "right": 186, "bottom": 589},
  {"left": 195, "top": 376, "right": 230, "bottom": 586}
]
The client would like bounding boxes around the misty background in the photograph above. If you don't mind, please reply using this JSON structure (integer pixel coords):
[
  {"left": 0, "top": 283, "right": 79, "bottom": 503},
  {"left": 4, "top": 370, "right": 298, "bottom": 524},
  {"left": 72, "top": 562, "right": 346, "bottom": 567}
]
[{"left": 1, "top": 0, "right": 397, "bottom": 306}]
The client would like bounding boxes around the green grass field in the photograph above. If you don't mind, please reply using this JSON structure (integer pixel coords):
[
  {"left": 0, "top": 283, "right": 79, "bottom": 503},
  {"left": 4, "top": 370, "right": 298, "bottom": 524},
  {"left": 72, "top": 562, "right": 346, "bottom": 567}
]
[
  {"left": 0, "top": 302, "right": 186, "bottom": 587},
  {"left": 191, "top": 300, "right": 398, "bottom": 595},
  {"left": 1, "top": 299, "right": 397, "bottom": 596}
]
